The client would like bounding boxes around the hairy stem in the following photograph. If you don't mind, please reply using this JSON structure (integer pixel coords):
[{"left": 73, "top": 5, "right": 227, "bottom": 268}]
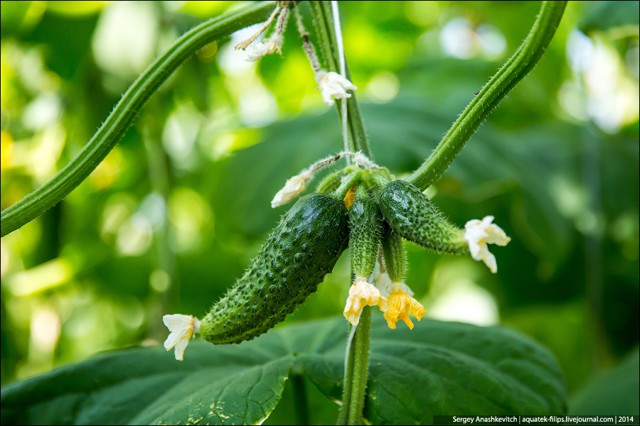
[
  {"left": 1, "top": 2, "right": 276, "bottom": 237},
  {"left": 307, "top": 2, "right": 373, "bottom": 424},
  {"left": 337, "top": 306, "right": 372, "bottom": 425},
  {"left": 407, "top": 1, "right": 567, "bottom": 190},
  {"left": 308, "top": 1, "right": 371, "bottom": 159}
]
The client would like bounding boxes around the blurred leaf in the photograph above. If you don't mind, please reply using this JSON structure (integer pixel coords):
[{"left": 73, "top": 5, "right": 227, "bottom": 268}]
[
  {"left": 0, "top": 2, "right": 45, "bottom": 37},
  {"left": 503, "top": 303, "right": 591, "bottom": 393},
  {"left": 1, "top": 3, "right": 31, "bottom": 37},
  {"left": 579, "top": 2, "right": 640, "bottom": 34},
  {"left": 1, "top": 316, "right": 566, "bottom": 425},
  {"left": 210, "top": 115, "right": 341, "bottom": 238},
  {"left": 45, "top": 2, "right": 106, "bottom": 17},
  {"left": 570, "top": 348, "right": 639, "bottom": 415},
  {"left": 24, "top": 9, "right": 99, "bottom": 80},
  {"left": 222, "top": 98, "right": 582, "bottom": 266}
]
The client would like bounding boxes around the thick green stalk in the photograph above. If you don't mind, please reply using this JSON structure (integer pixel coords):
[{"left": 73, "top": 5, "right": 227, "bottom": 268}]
[
  {"left": 308, "top": 2, "right": 373, "bottom": 424},
  {"left": 337, "top": 306, "right": 371, "bottom": 425},
  {"left": 308, "top": 1, "right": 371, "bottom": 158},
  {"left": 407, "top": 1, "right": 567, "bottom": 190},
  {"left": 1, "top": 2, "right": 276, "bottom": 237}
]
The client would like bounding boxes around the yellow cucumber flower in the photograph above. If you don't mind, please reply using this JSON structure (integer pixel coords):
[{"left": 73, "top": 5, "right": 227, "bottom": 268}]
[{"left": 380, "top": 282, "right": 426, "bottom": 330}]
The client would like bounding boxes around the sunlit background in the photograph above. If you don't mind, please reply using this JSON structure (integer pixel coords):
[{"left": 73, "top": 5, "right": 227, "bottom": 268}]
[{"left": 1, "top": 0, "right": 638, "bottom": 416}]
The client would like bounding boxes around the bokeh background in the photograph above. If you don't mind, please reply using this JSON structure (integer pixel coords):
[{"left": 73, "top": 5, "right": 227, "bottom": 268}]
[{"left": 1, "top": 0, "right": 638, "bottom": 417}]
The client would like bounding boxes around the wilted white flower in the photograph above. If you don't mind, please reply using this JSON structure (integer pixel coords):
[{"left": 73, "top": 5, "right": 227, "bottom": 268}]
[
  {"left": 246, "top": 34, "right": 282, "bottom": 62},
  {"left": 316, "top": 71, "right": 357, "bottom": 106},
  {"left": 344, "top": 276, "right": 384, "bottom": 326},
  {"left": 271, "top": 170, "right": 312, "bottom": 208},
  {"left": 464, "top": 216, "right": 511, "bottom": 273},
  {"left": 163, "top": 314, "right": 200, "bottom": 361}
]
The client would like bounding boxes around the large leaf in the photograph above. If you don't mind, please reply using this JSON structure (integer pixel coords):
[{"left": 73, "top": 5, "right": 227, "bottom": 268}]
[
  {"left": 570, "top": 349, "right": 639, "bottom": 415},
  {"left": 1, "top": 316, "right": 566, "bottom": 425},
  {"left": 1, "top": 343, "right": 294, "bottom": 425},
  {"left": 304, "top": 318, "right": 568, "bottom": 424}
]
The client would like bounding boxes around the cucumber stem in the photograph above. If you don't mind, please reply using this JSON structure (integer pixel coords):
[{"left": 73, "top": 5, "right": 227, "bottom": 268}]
[
  {"left": 308, "top": 1, "right": 371, "bottom": 158},
  {"left": 337, "top": 306, "right": 372, "bottom": 425},
  {"left": 308, "top": 2, "right": 373, "bottom": 424},
  {"left": 406, "top": 1, "right": 567, "bottom": 190}
]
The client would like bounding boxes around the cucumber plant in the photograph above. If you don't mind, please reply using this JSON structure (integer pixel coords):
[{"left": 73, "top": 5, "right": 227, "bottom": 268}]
[
  {"left": 163, "top": 152, "right": 511, "bottom": 358},
  {"left": 0, "top": 1, "right": 569, "bottom": 425}
]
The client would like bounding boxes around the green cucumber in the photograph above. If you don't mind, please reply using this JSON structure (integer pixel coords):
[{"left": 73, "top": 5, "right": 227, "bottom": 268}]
[
  {"left": 381, "top": 222, "right": 406, "bottom": 282},
  {"left": 200, "top": 193, "right": 349, "bottom": 344},
  {"left": 349, "top": 188, "right": 382, "bottom": 278},
  {"left": 379, "top": 180, "right": 467, "bottom": 254}
]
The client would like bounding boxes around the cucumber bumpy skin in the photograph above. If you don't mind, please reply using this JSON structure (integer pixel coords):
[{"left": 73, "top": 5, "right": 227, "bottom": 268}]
[
  {"left": 349, "top": 191, "right": 382, "bottom": 279},
  {"left": 379, "top": 180, "right": 467, "bottom": 254},
  {"left": 200, "top": 193, "right": 349, "bottom": 344}
]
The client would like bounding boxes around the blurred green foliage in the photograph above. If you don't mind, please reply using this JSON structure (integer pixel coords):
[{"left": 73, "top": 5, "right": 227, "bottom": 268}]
[{"left": 1, "top": 0, "right": 638, "bottom": 419}]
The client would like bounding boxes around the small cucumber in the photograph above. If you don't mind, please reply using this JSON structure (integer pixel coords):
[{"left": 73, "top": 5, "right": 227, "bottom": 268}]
[
  {"left": 200, "top": 193, "right": 349, "bottom": 344},
  {"left": 379, "top": 180, "right": 467, "bottom": 254},
  {"left": 349, "top": 188, "right": 382, "bottom": 278},
  {"left": 381, "top": 222, "right": 406, "bottom": 282}
]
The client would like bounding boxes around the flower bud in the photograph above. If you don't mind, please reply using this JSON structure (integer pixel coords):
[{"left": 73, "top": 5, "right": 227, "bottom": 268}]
[{"left": 271, "top": 170, "right": 312, "bottom": 208}]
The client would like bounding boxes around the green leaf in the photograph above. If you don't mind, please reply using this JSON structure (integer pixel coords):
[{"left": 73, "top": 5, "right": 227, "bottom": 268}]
[
  {"left": 570, "top": 349, "right": 640, "bottom": 415},
  {"left": 1, "top": 316, "right": 566, "bottom": 425},
  {"left": 0, "top": 2, "right": 45, "bottom": 37},
  {"left": 1, "top": 343, "right": 295, "bottom": 425},
  {"left": 579, "top": 1, "right": 640, "bottom": 34},
  {"left": 303, "top": 318, "right": 568, "bottom": 424}
]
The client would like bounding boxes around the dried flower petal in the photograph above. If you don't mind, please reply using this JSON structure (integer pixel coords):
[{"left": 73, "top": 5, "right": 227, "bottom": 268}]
[
  {"left": 245, "top": 34, "right": 282, "bottom": 62},
  {"left": 343, "top": 276, "right": 384, "bottom": 326},
  {"left": 271, "top": 170, "right": 312, "bottom": 208},
  {"left": 316, "top": 71, "right": 357, "bottom": 106}
]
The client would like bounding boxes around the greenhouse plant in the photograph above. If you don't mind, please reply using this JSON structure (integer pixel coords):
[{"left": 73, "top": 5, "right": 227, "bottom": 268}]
[{"left": 1, "top": 1, "right": 638, "bottom": 425}]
